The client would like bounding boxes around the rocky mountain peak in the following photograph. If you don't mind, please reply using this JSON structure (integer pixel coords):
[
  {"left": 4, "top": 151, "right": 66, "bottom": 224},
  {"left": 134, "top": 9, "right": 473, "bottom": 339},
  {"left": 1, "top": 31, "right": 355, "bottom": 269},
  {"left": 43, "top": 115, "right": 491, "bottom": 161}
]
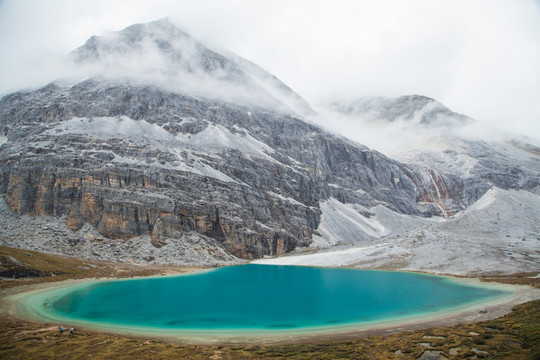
[
  {"left": 122, "top": 18, "right": 188, "bottom": 40},
  {"left": 72, "top": 18, "right": 239, "bottom": 78},
  {"left": 73, "top": 18, "right": 191, "bottom": 62},
  {"left": 97, "top": 19, "right": 187, "bottom": 60},
  {"left": 70, "top": 19, "right": 314, "bottom": 115},
  {"left": 328, "top": 94, "right": 472, "bottom": 127}
]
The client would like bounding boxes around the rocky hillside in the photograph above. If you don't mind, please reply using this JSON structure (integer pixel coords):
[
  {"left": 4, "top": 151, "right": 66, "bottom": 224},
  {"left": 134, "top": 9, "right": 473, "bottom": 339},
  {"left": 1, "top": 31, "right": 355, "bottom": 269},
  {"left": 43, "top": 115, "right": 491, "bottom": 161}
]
[
  {"left": 0, "top": 77, "right": 456, "bottom": 260},
  {"left": 0, "top": 19, "right": 535, "bottom": 264},
  {"left": 323, "top": 95, "right": 540, "bottom": 199},
  {"left": 255, "top": 186, "right": 540, "bottom": 275}
]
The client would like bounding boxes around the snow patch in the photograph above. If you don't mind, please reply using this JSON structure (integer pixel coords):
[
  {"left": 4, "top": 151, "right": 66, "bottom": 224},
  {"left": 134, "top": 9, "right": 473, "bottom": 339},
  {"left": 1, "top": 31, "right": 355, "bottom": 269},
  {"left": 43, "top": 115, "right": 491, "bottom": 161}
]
[
  {"left": 461, "top": 186, "right": 499, "bottom": 213},
  {"left": 311, "top": 198, "right": 436, "bottom": 248},
  {"left": 395, "top": 136, "right": 480, "bottom": 179},
  {"left": 43, "top": 117, "right": 248, "bottom": 183},
  {"left": 178, "top": 123, "right": 274, "bottom": 158},
  {"left": 0, "top": 136, "right": 6, "bottom": 147},
  {"left": 188, "top": 158, "right": 238, "bottom": 183},
  {"left": 46, "top": 117, "right": 275, "bottom": 161},
  {"left": 266, "top": 191, "right": 305, "bottom": 207},
  {"left": 312, "top": 198, "right": 389, "bottom": 247},
  {"left": 45, "top": 116, "right": 174, "bottom": 143},
  {"left": 253, "top": 243, "right": 408, "bottom": 267}
]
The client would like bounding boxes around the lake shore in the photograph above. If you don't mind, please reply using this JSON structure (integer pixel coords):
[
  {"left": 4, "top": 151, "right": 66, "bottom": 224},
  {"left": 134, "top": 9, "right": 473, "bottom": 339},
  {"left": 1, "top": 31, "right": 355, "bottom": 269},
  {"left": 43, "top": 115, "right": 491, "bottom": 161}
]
[
  {"left": 1, "top": 246, "right": 540, "bottom": 358},
  {"left": 3, "top": 266, "right": 539, "bottom": 345}
]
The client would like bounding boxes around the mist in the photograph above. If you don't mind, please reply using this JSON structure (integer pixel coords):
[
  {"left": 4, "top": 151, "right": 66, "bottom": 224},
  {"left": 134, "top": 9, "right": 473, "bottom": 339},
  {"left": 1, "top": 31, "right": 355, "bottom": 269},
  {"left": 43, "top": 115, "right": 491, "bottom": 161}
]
[
  {"left": 1, "top": 0, "right": 539, "bottom": 139},
  {"left": 309, "top": 95, "right": 540, "bottom": 160},
  {"left": 4, "top": 18, "right": 294, "bottom": 113}
]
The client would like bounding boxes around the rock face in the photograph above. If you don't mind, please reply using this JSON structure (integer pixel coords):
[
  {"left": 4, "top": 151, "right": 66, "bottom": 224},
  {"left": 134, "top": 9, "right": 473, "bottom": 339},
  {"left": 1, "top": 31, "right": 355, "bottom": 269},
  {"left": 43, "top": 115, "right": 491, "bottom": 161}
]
[
  {"left": 324, "top": 94, "right": 540, "bottom": 206},
  {"left": 1, "top": 19, "right": 532, "bottom": 263},
  {"left": 0, "top": 78, "right": 452, "bottom": 259}
]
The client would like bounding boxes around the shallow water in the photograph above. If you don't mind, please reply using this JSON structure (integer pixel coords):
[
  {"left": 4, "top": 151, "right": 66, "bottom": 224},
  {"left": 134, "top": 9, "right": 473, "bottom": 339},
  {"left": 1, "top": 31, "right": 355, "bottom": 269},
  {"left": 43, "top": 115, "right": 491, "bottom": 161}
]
[{"left": 38, "top": 264, "right": 506, "bottom": 331}]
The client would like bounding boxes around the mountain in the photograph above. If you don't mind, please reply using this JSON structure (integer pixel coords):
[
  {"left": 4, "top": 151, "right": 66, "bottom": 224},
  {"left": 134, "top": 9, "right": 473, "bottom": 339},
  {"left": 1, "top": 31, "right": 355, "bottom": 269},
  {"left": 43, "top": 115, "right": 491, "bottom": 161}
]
[
  {"left": 0, "top": 76, "right": 452, "bottom": 261},
  {"left": 255, "top": 186, "right": 540, "bottom": 275},
  {"left": 327, "top": 95, "right": 472, "bottom": 127},
  {"left": 0, "top": 19, "right": 538, "bottom": 271},
  {"left": 70, "top": 18, "right": 315, "bottom": 116},
  {"left": 253, "top": 95, "right": 540, "bottom": 274},
  {"left": 322, "top": 95, "right": 540, "bottom": 197}
]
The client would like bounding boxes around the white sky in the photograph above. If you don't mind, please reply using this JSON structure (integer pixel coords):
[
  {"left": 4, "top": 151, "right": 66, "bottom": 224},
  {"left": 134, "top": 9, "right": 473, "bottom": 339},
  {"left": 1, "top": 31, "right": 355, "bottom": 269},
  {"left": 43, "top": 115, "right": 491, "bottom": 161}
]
[{"left": 0, "top": 0, "right": 539, "bottom": 139}]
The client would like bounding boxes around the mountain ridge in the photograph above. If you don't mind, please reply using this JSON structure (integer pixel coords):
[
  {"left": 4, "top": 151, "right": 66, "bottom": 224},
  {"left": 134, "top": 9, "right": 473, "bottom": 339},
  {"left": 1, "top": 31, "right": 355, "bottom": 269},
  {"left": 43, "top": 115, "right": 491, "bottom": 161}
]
[
  {"left": 70, "top": 18, "right": 313, "bottom": 116},
  {"left": 1, "top": 19, "right": 538, "bottom": 271}
]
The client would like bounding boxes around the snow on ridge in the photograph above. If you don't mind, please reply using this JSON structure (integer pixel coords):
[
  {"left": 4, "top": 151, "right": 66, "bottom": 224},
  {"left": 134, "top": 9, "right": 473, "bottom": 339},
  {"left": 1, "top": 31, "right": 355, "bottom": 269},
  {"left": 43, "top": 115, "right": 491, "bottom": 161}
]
[
  {"left": 45, "top": 116, "right": 175, "bottom": 143},
  {"left": 41, "top": 116, "right": 295, "bottom": 183},
  {"left": 110, "top": 150, "right": 238, "bottom": 183},
  {"left": 44, "top": 117, "right": 238, "bottom": 183},
  {"left": 178, "top": 123, "right": 274, "bottom": 158},
  {"left": 461, "top": 186, "right": 499, "bottom": 213},
  {"left": 45, "top": 117, "right": 275, "bottom": 159},
  {"left": 180, "top": 123, "right": 307, "bottom": 175},
  {"left": 266, "top": 191, "right": 305, "bottom": 207},
  {"left": 311, "top": 198, "right": 436, "bottom": 248},
  {"left": 0, "top": 136, "right": 7, "bottom": 147},
  {"left": 311, "top": 198, "right": 389, "bottom": 248}
]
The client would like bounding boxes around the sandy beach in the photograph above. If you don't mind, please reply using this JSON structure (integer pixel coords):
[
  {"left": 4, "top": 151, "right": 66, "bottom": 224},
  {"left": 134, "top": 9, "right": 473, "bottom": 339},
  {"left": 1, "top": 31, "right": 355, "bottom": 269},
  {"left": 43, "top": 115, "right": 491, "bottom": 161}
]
[{"left": 3, "top": 271, "right": 539, "bottom": 345}]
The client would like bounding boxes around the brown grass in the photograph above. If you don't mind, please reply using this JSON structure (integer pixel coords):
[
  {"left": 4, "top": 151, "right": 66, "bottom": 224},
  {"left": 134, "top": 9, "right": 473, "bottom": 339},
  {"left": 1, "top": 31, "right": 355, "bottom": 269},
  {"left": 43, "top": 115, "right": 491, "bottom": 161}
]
[{"left": 0, "top": 245, "right": 205, "bottom": 289}]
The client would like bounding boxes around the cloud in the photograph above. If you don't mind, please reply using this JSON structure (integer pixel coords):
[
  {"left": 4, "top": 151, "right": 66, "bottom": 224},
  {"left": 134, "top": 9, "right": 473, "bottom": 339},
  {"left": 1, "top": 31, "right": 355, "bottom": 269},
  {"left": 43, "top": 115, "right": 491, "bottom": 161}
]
[{"left": 0, "top": 0, "right": 539, "bottom": 139}]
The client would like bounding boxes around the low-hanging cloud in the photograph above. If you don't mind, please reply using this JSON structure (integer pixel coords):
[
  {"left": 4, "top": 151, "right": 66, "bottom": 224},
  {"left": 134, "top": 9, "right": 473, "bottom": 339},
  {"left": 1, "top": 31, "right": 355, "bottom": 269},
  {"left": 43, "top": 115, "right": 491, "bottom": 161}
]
[{"left": 1, "top": 0, "right": 539, "bottom": 139}]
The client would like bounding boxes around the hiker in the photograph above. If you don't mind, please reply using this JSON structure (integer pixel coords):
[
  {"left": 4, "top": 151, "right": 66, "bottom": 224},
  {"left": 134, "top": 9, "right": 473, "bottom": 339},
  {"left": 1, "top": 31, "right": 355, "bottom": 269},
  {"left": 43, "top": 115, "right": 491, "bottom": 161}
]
[
  {"left": 58, "top": 325, "right": 64, "bottom": 334},
  {"left": 69, "top": 328, "right": 77, "bottom": 334}
]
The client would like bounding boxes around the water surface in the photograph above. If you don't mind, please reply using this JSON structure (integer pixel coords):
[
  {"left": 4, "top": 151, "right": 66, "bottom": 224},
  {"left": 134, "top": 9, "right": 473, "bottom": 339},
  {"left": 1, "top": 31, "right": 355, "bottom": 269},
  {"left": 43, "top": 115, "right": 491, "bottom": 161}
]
[{"left": 36, "top": 264, "right": 506, "bottom": 331}]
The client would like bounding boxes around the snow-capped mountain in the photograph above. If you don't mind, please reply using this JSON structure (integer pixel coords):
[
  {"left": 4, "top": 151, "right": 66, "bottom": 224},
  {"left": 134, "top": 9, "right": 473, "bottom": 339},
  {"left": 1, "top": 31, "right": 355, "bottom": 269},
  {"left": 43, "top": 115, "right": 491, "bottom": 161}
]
[
  {"left": 328, "top": 95, "right": 472, "bottom": 127},
  {"left": 0, "top": 19, "right": 538, "bottom": 274},
  {"left": 321, "top": 94, "right": 540, "bottom": 198},
  {"left": 70, "top": 18, "right": 314, "bottom": 116}
]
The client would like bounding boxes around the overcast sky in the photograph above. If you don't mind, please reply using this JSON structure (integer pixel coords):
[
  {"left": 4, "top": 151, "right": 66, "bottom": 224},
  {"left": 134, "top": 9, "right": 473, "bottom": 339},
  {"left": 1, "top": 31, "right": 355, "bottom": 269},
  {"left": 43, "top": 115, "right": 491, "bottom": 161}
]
[{"left": 1, "top": 0, "right": 539, "bottom": 139}]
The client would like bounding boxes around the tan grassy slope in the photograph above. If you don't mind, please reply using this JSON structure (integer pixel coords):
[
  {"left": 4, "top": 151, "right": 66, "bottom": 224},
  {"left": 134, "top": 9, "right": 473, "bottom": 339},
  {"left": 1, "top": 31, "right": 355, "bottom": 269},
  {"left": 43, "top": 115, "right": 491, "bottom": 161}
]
[
  {"left": 1, "top": 246, "right": 539, "bottom": 359},
  {"left": 0, "top": 245, "right": 204, "bottom": 288}
]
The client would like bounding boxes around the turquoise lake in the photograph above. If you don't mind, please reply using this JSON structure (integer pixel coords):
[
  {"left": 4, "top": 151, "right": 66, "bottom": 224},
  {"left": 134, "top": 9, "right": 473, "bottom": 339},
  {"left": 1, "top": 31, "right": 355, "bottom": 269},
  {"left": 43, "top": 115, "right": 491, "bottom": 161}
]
[{"left": 37, "top": 264, "right": 508, "bottom": 332}]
